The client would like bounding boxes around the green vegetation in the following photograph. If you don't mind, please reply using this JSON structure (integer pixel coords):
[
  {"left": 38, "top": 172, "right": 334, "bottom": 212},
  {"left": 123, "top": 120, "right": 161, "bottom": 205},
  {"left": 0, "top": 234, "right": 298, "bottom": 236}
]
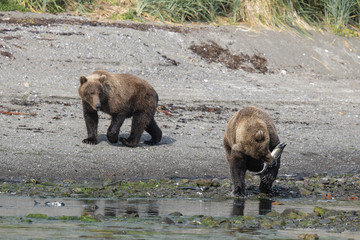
[
  {"left": 26, "top": 213, "right": 49, "bottom": 219},
  {"left": 136, "top": 0, "right": 360, "bottom": 32},
  {"left": 0, "top": 0, "right": 96, "bottom": 13},
  {"left": 80, "top": 212, "right": 102, "bottom": 222},
  {"left": 0, "top": 0, "right": 27, "bottom": 11},
  {"left": 137, "top": 0, "right": 237, "bottom": 23},
  {"left": 1, "top": 0, "right": 359, "bottom": 34},
  {"left": 110, "top": 8, "right": 142, "bottom": 21}
]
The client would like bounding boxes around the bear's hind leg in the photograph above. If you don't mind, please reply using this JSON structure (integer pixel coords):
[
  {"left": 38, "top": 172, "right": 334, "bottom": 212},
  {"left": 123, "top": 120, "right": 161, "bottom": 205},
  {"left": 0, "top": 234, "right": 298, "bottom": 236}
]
[
  {"left": 120, "top": 112, "right": 147, "bottom": 147},
  {"left": 144, "top": 118, "right": 162, "bottom": 145},
  {"left": 107, "top": 114, "right": 126, "bottom": 144}
]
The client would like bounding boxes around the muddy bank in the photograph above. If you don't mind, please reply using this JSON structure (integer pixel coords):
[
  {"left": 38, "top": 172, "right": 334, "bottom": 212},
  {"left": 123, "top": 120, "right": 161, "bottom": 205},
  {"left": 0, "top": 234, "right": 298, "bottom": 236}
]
[
  {"left": 0, "top": 11, "right": 359, "bottom": 181},
  {"left": 1, "top": 173, "right": 359, "bottom": 200}
]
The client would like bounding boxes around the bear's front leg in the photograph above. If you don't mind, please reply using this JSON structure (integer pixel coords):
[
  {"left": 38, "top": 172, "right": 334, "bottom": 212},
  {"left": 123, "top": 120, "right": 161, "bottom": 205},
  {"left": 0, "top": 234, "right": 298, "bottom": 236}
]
[
  {"left": 83, "top": 110, "right": 99, "bottom": 145},
  {"left": 228, "top": 151, "right": 247, "bottom": 198}
]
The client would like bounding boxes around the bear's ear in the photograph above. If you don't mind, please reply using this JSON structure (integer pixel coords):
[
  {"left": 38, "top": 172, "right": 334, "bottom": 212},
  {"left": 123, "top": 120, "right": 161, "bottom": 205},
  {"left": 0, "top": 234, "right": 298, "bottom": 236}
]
[
  {"left": 99, "top": 74, "right": 107, "bottom": 84},
  {"left": 80, "top": 76, "right": 87, "bottom": 85},
  {"left": 255, "top": 130, "right": 265, "bottom": 142},
  {"left": 232, "top": 143, "right": 242, "bottom": 152}
]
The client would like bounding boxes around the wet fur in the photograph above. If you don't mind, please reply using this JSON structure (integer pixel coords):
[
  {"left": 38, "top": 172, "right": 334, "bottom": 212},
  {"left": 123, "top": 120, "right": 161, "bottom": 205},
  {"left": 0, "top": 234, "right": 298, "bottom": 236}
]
[
  {"left": 79, "top": 70, "right": 162, "bottom": 147},
  {"left": 223, "top": 106, "right": 281, "bottom": 197}
]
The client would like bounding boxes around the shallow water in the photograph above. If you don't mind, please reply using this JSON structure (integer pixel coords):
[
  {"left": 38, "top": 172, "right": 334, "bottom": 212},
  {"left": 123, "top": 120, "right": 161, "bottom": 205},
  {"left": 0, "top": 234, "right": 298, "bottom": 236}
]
[
  {"left": 0, "top": 196, "right": 358, "bottom": 217},
  {"left": 0, "top": 196, "right": 359, "bottom": 239}
]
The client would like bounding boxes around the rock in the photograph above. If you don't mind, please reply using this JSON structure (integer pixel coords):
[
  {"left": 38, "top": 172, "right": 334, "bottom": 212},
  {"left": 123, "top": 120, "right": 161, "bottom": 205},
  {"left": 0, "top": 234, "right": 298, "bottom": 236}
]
[
  {"left": 160, "top": 216, "right": 175, "bottom": 224},
  {"left": 219, "top": 219, "right": 232, "bottom": 229},
  {"left": 313, "top": 206, "right": 326, "bottom": 217},
  {"left": 297, "top": 234, "right": 319, "bottom": 240},
  {"left": 84, "top": 204, "right": 99, "bottom": 212},
  {"left": 211, "top": 178, "right": 221, "bottom": 187},
  {"left": 319, "top": 178, "right": 330, "bottom": 184},
  {"left": 261, "top": 220, "right": 273, "bottom": 229},
  {"left": 329, "top": 178, "right": 337, "bottom": 185},
  {"left": 73, "top": 188, "right": 83, "bottom": 193},
  {"left": 169, "top": 211, "right": 183, "bottom": 217},
  {"left": 195, "top": 179, "right": 212, "bottom": 187},
  {"left": 266, "top": 211, "right": 280, "bottom": 217},
  {"left": 125, "top": 213, "right": 139, "bottom": 218},
  {"left": 80, "top": 212, "right": 102, "bottom": 222},
  {"left": 281, "top": 208, "right": 303, "bottom": 219},
  {"left": 178, "top": 179, "right": 190, "bottom": 185},
  {"left": 299, "top": 188, "right": 312, "bottom": 196},
  {"left": 201, "top": 216, "right": 217, "bottom": 226}
]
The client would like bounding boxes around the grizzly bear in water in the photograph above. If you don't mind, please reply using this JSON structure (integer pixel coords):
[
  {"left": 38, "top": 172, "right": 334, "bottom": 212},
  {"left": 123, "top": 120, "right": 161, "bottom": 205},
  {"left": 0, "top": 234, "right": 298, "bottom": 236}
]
[
  {"left": 78, "top": 70, "right": 162, "bottom": 147},
  {"left": 223, "top": 106, "right": 286, "bottom": 197}
]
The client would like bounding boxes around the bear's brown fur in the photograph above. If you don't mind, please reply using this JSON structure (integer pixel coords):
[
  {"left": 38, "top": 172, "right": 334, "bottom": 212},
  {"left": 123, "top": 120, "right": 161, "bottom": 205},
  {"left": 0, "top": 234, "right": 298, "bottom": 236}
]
[
  {"left": 78, "top": 70, "right": 162, "bottom": 147},
  {"left": 223, "top": 106, "right": 281, "bottom": 197}
]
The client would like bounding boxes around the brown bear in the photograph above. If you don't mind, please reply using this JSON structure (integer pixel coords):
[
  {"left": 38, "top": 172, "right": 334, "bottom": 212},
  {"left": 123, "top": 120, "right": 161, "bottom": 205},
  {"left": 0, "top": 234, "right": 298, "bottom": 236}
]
[
  {"left": 78, "top": 70, "right": 162, "bottom": 147},
  {"left": 223, "top": 106, "right": 286, "bottom": 197}
]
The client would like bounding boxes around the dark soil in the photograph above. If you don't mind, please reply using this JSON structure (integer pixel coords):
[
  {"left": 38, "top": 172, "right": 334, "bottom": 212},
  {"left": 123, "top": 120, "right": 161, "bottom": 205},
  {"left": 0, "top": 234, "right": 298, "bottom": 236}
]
[
  {"left": 0, "top": 13, "right": 190, "bottom": 33},
  {"left": 190, "top": 41, "right": 268, "bottom": 73}
]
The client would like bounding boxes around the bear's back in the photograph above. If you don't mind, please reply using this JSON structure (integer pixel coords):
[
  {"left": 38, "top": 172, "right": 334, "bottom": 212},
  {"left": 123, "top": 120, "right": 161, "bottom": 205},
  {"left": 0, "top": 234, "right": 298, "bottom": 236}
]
[{"left": 225, "top": 106, "right": 278, "bottom": 147}]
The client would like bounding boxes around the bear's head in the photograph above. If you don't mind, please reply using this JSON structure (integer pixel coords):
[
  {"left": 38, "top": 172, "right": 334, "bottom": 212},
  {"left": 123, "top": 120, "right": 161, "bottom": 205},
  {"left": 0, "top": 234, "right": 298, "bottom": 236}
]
[
  {"left": 234, "top": 120, "right": 272, "bottom": 162},
  {"left": 78, "top": 73, "right": 107, "bottom": 111}
]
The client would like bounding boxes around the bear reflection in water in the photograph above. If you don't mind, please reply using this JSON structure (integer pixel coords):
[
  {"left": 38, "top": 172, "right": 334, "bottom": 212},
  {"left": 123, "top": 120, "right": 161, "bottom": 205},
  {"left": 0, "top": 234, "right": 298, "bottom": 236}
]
[
  {"left": 232, "top": 198, "right": 273, "bottom": 216},
  {"left": 81, "top": 199, "right": 272, "bottom": 217}
]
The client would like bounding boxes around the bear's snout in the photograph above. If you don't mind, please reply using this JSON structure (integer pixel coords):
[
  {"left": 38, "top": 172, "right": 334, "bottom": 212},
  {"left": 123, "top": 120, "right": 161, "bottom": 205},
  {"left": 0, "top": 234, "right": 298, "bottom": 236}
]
[{"left": 95, "top": 103, "right": 101, "bottom": 111}]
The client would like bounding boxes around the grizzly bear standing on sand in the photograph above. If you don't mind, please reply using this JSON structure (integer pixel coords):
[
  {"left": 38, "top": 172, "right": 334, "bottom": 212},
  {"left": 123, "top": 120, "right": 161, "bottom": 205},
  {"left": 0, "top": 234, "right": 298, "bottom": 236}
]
[
  {"left": 78, "top": 70, "right": 162, "bottom": 147},
  {"left": 223, "top": 106, "right": 286, "bottom": 197}
]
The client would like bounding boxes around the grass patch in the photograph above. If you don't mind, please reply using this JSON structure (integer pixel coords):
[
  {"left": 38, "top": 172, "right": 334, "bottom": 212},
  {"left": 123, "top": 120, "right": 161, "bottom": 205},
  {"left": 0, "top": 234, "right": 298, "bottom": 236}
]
[
  {"left": 0, "top": 0, "right": 27, "bottom": 11},
  {"left": 110, "top": 8, "right": 140, "bottom": 21},
  {"left": 1, "top": 0, "right": 359, "bottom": 33},
  {"left": 137, "top": 0, "right": 237, "bottom": 23},
  {"left": 10, "top": 0, "right": 96, "bottom": 14},
  {"left": 136, "top": 0, "right": 360, "bottom": 33},
  {"left": 325, "top": 0, "right": 356, "bottom": 27}
]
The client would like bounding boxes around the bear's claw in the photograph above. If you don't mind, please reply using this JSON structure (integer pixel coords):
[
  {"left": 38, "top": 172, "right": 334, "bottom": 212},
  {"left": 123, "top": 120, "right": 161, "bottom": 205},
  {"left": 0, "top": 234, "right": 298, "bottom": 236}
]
[{"left": 83, "top": 138, "right": 97, "bottom": 145}]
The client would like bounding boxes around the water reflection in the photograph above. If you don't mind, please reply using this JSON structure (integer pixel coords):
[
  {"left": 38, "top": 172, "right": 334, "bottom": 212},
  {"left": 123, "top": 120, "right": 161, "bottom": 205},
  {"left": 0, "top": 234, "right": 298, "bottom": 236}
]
[
  {"left": 231, "top": 198, "right": 272, "bottom": 216},
  {"left": 0, "top": 196, "right": 281, "bottom": 218},
  {"left": 0, "top": 196, "right": 357, "bottom": 240},
  {"left": 96, "top": 198, "right": 274, "bottom": 217},
  {"left": 103, "top": 199, "right": 159, "bottom": 217},
  {"left": 258, "top": 198, "right": 273, "bottom": 215},
  {"left": 232, "top": 198, "right": 245, "bottom": 216}
]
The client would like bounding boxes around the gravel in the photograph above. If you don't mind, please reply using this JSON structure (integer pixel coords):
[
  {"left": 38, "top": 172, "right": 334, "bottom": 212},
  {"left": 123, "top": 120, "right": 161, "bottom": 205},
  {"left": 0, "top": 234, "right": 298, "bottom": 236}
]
[{"left": 0, "top": 11, "right": 359, "bottom": 181}]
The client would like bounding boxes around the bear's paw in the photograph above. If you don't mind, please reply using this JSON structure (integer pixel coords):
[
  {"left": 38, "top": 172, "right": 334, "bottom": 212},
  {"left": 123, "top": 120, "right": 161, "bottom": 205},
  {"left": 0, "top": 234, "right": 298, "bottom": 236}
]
[{"left": 120, "top": 137, "right": 137, "bottom": 148}]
